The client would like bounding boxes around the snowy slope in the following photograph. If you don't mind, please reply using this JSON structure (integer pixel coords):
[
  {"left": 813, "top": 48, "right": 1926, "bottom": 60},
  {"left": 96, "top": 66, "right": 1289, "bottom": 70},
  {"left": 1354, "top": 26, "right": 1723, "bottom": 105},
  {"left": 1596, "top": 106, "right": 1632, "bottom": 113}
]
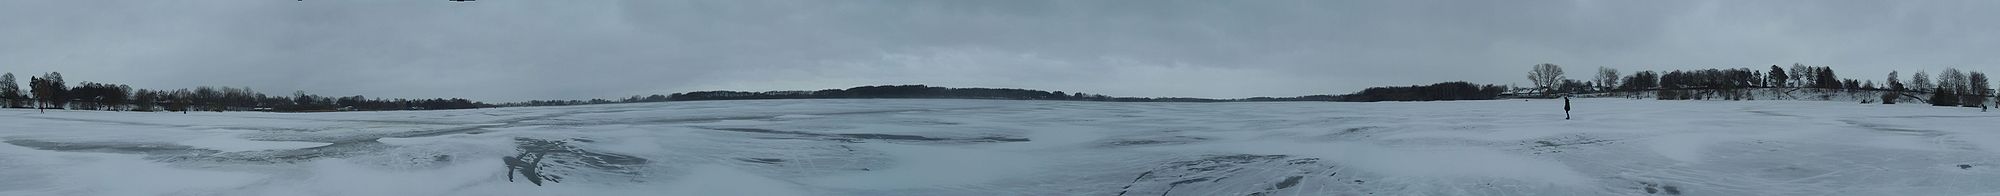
[{"left": 0, "top": 99, "right": 1997, "bottom": 195}]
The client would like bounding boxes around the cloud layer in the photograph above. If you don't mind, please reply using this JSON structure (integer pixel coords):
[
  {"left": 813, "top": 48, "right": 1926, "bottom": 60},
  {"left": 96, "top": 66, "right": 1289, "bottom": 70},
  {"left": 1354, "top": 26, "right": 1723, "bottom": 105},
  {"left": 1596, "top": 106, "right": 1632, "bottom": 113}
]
[{"left": 1, "top": 0, "right": 1995, "bottom": 101}]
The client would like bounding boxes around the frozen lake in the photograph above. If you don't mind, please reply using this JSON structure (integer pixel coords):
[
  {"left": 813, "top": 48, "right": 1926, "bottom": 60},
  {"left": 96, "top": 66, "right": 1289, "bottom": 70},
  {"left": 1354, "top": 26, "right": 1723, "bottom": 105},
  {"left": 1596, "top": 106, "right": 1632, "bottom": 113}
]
[{"left": 1, "top": 99, "right": 1997, "bottom": 195}]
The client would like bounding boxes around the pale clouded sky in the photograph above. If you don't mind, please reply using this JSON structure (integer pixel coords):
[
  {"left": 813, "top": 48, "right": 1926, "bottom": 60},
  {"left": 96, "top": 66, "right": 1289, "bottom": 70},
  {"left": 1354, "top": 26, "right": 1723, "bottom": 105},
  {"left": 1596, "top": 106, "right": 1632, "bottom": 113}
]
[{"left": 1, "top": 0, "right": 1995, "bottom": 101}]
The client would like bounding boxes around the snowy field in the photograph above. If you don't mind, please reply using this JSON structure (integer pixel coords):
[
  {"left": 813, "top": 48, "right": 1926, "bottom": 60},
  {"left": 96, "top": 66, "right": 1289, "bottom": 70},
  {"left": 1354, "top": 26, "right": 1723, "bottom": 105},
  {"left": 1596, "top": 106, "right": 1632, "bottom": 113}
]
[{"left": 1, "top": 99, "right": 1998, "bottom": 195}]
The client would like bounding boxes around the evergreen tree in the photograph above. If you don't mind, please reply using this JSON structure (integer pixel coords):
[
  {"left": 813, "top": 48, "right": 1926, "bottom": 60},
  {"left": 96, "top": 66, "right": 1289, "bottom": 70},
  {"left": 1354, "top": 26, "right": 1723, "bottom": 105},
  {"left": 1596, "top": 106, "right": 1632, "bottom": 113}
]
[
  {"left": 1800, "top": 63, "right": 1816, "bottom": 87},
  {"left": 1816, "top": 67, "right": 1840, "bottom": 89},
  {"left": 1969, "top": 72, "right": 1989, "bottom": 107},
  {"left": 1887, "top": 71, "right": 1904, "bottom": 92},
  {"left": 28, "top": 72, "right": 66, "bottom": 111},
  {"left": 43, "top": 72, "right": 64, "bottom": 109},
  {"left": 1882, "top": 91, "right": 1898, "bottom": 104},
  {"left": 28, "top": 76, "right": 40, "bottom": 111},
  {"left": 1971, "top": 72, "right": 1990, "bottom": 96},
  {"left": 1768, "top": 65, "right": 1788, "bottom": 88},
  {"left": 1931, "top": 87, "right": 1959, "bottom": 106}
]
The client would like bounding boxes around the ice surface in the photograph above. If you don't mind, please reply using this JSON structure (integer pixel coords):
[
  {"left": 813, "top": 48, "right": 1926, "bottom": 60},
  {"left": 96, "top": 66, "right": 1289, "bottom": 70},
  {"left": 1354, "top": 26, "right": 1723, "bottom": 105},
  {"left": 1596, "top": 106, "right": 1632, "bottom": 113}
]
[
  {"left": 179, "top": 132, "right": 332, "bottom": 152},
  {"left": 1, "top": 99, "right": 1998, "bottom": 195},
  {"left": 802, "top": 143, "right": 1046, "bottom": 189}
]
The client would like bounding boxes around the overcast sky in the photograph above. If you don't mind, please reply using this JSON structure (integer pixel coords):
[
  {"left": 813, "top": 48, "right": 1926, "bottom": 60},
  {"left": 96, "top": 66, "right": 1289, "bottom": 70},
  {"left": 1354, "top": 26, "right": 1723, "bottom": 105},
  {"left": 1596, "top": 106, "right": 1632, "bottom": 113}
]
[{"left": 2, "top": 1, "right": 1996, "bottom": 102}]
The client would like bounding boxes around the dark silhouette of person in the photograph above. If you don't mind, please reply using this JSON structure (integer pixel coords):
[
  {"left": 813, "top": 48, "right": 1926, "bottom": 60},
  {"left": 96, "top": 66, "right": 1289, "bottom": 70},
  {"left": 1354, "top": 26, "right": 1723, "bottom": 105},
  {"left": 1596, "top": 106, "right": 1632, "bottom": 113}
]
[{"left": 1563, "top": 96, "right": 1572, "bottom": 120}]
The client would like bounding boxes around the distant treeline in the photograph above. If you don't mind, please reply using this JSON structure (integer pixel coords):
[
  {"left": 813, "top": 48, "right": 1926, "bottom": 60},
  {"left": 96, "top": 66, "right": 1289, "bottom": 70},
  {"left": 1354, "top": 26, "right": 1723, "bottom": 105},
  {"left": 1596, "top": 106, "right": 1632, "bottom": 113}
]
[
  {"left": 1328, "top": 82, "right": 1508, "bottom": 102},
  {"left": 0, "top": 72, "right": 491, "bottom": 113},
  {"left": 501, "top": 94, "right": 672, "bottom": 107},
  {"left": 655, "top": 85, "right": 1236, "bottom": 102},
  {"left": 620, "top": 83, "right": 1504, "bottom": 103},
  {"left": 1523, "top": 63, "right": 1994, "bottom": 107}
]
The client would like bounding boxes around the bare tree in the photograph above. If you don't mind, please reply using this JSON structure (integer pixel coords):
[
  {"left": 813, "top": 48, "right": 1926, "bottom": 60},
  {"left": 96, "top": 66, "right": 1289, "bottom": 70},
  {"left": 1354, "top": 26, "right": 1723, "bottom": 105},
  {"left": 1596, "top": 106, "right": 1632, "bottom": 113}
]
[
  {"left": 1943, "top": 68, "right": 1968, "bottom": 93},
  {"left": 1595, "top": 67, "right": 1620, "bottom": 92},
  {"left": 1912, "top": 71, "right": 1933, "bottom": 93},
  {"left": 1527, "top": 63, "right": 1566, "bottom": 95},
  {"left": 0, "top": 73, "right": 17, "bottom": 108}
]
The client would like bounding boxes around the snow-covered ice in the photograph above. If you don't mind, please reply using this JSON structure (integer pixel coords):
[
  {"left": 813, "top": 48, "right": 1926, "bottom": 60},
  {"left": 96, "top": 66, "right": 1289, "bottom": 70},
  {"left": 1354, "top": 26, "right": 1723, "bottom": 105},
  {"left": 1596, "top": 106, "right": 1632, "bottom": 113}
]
[
  {"left": 1, "top": 99, "right": 1998, "bottom": 195},
  {"left": 179, "top": 131, "right": 332, "bottom": 152}
]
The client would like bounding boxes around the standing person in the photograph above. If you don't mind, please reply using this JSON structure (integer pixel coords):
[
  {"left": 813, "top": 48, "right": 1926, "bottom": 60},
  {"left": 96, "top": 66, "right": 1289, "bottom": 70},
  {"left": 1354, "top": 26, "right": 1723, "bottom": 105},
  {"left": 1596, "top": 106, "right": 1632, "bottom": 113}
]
[{"left": 1563, "top": 96, "right": 1572, "bottom": 120}]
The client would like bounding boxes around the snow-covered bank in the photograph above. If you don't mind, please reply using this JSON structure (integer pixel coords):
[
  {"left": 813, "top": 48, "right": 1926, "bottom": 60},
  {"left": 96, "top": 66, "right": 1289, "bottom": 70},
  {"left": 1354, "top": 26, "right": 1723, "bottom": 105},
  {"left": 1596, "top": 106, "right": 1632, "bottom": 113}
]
[{"left": 0, "top": 99, "right": 1996, "bottom": 195}]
